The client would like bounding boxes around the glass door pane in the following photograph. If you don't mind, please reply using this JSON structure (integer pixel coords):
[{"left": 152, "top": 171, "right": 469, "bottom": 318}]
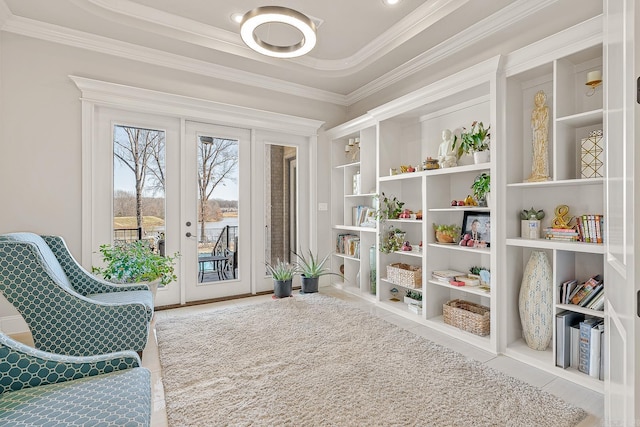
[
  {"left": 112, "top": 124, "right": 167, "bottom": 273},
  {"left": 197, "top": 135, "right": 239, "bottom": 283}
]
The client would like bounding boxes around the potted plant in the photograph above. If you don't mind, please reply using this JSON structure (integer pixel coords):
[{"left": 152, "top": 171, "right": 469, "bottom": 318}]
[
  {"left": 265, "top": 259, "right": 297, "bottom": 298},
  {"left": 453, "top": 121, "right": 491, "bottom": 163},
  {"left": 293, "top": 250, "right": 342, "bottom": 293},
  {"left": 520, "top": 207, "right": 545, "bottom": 239},
  {"left": 404, "top": 289, "right": 423, "bottom": 307},
  {"left": 375, "top": 192, "right": 405, "bottom": 220},
  {"left": 379, "top": 227, "right": 405, "bottom": 253},
  {"left": 471, "top": 173, "right": 490, "bottom": 207},
  {"left": 92, "top": 240, "right": 179, "bottom": 301},
  {"left": 433, "top": 223, "right": 462, "bottom": 244}
]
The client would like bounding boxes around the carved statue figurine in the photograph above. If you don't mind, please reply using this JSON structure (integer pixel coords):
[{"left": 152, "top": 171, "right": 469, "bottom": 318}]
[
  {"left": 527, "top": 90, "right": 550, "bottom": 182},
  {"left": 438, "top": 129, "right": 457, "bottom": 168}
]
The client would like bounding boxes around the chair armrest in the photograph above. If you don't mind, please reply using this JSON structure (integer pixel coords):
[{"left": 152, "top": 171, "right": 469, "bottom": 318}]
[
  {"left": 0, "top": 333, "right": 140, "bottom": 394},
  {"left": 41, "top": 235, "right": 149, "bottom": 295}
]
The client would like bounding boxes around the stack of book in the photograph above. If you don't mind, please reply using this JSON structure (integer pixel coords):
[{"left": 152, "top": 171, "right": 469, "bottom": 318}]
[
  {"left": 431, "top": 270, "right": 466, "bottom": 284},
  {"left": 560, "top": 275, "right": 604, "bottom": 311},
  {"left": 556, "top": 312, "right": 605, "bottom": 380},
  {"left": 544, "top": 227, "right": 579, "bottom": 241},
  {"left": 576, "top": 214, "right": 604, "bottom": 243},
  {"left": 336, "top": 234, "right": 360, "bottom": 257}
]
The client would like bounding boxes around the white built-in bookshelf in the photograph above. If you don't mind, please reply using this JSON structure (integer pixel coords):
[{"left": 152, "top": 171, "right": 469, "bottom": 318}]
[
  {"left": 503, "top": 42, "right": 604, "bottom": 391},
  {"left": 326, "top": 21, "right": 605, "bottom": 393}
]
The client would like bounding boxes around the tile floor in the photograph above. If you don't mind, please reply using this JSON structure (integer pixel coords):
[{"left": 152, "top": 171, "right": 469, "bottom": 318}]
[{"left": 11, "top": 286, "right": 604, "bottom": 426}]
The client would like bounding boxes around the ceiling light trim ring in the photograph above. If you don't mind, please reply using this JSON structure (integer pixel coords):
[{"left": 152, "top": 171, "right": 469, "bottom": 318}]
[{"left": 240, "top": 6, "right": 317, "bottom": 59}]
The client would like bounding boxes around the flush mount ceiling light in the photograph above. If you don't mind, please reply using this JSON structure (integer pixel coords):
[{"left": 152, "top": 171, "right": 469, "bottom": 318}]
[{"left": 240, "top": 6, "right": 317, "bottom": 58}]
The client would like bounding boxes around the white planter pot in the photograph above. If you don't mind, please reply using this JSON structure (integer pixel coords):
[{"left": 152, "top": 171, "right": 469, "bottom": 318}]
[
  {"left": 521, "top": 220, "right": 541, "bottom": 239},
  {"left": 403, "top": 296, "right": 422, "bottom": 307},
  {"left": 473, "top": 150, "right": 490, "bottom": 164}
]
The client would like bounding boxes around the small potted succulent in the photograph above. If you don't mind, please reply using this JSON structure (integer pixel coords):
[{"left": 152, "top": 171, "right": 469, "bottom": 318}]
[
  {"left": 404, "top": 289, "right": 423, "bottom": 307},
  {"left": 433, "top": 223, "right": 462, "bottom": 244},
  {"left": 265, "top": 259, "right": 297, "bottom": 298},
  {"left": 293, "top": 250, "right": 342, "bottom": 294},
  {"left": 520, "top": 207, "right": 545, "bottom": 239},
  {"left": 92, "top": 240, "right": 180, "bottom": 301}
]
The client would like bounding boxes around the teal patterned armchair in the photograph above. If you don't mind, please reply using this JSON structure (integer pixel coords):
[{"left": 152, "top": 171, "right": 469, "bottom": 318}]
[
  {"left": 0, "top": 233, "right": 154, "bottom": 356},
  {"left": 0, "top": 332, "right": 151, "bottom": 426}
]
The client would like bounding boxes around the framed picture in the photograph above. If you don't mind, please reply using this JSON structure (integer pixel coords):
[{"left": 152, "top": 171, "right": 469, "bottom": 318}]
[{"left": 460, "top": 211, "right": 491, "bottom": 248}]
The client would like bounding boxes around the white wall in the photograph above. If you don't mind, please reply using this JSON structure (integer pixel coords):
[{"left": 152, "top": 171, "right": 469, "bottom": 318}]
[{"left": 0, "top": 33, "right": 345, "bottom": 330}]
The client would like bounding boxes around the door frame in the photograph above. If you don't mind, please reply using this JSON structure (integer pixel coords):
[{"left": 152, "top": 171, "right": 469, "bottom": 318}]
[{"left": 72, "top": 76, "right": 324, "bottom": 304}]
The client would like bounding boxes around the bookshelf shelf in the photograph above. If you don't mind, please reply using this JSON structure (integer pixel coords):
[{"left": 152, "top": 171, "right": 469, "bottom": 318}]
[
  {"left": 427, "top": 243, "right": 491, "bottom": 255},
  {"left": 427, "top": 279, "right": 490, "bottom": 298},
  {"left": 506, "top": 238, "right": 605, "bottom": 254},
  {"left": 506, "top": 177, "right": 604, "bottom": 188},
  {"left": 333, "top": 225, "right": 377, "bottom": 233},
  {"left": 334, "top": 161, "right": 360, "bottom": 169},
  {"left": 392, "top": 250, "right": 423, "bottom": 258},
  {"left": 556, "top": 304, "right": 605, "bottom": 318}
]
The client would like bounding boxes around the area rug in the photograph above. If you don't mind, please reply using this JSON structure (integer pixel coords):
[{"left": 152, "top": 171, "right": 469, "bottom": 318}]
[{"left": 155, "top": 294, "right": 586, "bottom": 426}]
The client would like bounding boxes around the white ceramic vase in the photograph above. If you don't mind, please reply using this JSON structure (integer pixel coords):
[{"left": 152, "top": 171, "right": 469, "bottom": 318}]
[{"left": 518, "top": 251, "right": 553, "bottom": 351}]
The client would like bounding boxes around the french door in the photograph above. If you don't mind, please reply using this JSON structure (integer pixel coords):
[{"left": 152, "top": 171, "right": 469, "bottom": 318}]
[
  {"left": 183, "top": 122, "right": 251, "bottom": 301},
  {"left": 92, "top": 108, "right": 311, "bottom": 306}
]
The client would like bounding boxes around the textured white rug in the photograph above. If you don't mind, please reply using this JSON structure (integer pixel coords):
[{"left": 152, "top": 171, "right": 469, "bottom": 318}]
[{"left": 156, "top": 294, "right": 586, "bottom": 426}]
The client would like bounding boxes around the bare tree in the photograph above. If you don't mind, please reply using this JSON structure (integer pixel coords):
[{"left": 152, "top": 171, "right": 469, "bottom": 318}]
[
  {"left": 147, "top": 134, "right": 166, "bottom": 195},
  {"left": 114, "top": 126, "right": 163, "bottom": 232},
  {"left": 198, "top": 137, "right": 238, "bottom": 242}
]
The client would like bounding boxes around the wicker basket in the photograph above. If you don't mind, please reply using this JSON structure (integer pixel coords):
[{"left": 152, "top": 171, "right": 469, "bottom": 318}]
[
  {"left": 386, "top": 263, "right": 422, "bottom": 288},
  {"left": 443, "top": 299, "right": 490, "bottom": 336}
]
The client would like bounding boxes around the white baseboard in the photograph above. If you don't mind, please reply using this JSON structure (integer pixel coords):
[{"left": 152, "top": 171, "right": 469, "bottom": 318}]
[{"left": 0, "top": 315, "right": 29, "bottom": 335}]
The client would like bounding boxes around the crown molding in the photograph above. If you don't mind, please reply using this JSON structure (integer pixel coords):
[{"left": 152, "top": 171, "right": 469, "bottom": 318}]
[
  {"left": 345, "top": 0, "right": 561, "bottom": 104},
  {"left": 70, "top": 75, "right": 325, "bottom": 136},
  {"left": 325, "top": 114, "right": 377, "bottom": 139},
  {"left": 367, "top": 55, "right": 501, "bottom": 122},
  {"left": 76, "top": 0, "right": 469, "bottom": 75},
  {"left": 503, "top": 15, "right": 603, "bottom": 77},
  {"left": 2, "top": 15, "right": 348, "bottom": 106}
]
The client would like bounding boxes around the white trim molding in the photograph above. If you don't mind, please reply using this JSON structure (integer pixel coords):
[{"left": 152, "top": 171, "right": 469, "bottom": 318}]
[{"left": 69, "top": 76, "right": 325, "bottom": 136}]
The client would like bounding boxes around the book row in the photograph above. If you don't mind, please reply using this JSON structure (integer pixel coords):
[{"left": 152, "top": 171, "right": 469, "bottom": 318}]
[
  {"left": 556, "top": 312, "right": 604, "bottom": 380},
  {"left": 336, "top": 234, "right": 360, "bottom": 258},
  {"left": 559, "top": 274, "right": 604, "bottom": 311},
  {"left": 545, "top": 214, "right": 604, "bottom": 243}
]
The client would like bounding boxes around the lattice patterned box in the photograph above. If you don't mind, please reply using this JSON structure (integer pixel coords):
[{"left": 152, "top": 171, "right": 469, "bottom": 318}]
[{"left": 580, "top": 129, "right": 604, "bottom": 178}]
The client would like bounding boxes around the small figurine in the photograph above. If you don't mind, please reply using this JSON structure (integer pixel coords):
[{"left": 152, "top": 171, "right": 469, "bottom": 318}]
[
  {"left": 402, "top": 241, "right": 412, "bottom": 251},
  {"left": 438, "top": 129, "right": 458, "bottom": 168}
]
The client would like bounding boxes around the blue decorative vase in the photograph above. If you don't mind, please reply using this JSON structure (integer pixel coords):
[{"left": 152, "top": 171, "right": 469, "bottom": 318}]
[{"left": 518, "top": 251, "right": 553, "bottom": 350}]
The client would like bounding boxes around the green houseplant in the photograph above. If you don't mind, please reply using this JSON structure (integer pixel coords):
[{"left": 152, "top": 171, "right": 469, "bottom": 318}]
[
  {"left": 92, "top": 240, "right": 179, "bottom": 300},
  {"left": 265, "top": 258, "right": 297, "bottom": 298},
  {"left": 453, "top": 121, "right": 491, "bottom": 162},
  {"left": 375, "top": 192, "right": 405, "bottom": 220},
  {"left": 471, "top": 173, "right": 490, "bottom": 206},
  {"left": 293, "top": 250, "right": 342, "bottom": 293}
]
